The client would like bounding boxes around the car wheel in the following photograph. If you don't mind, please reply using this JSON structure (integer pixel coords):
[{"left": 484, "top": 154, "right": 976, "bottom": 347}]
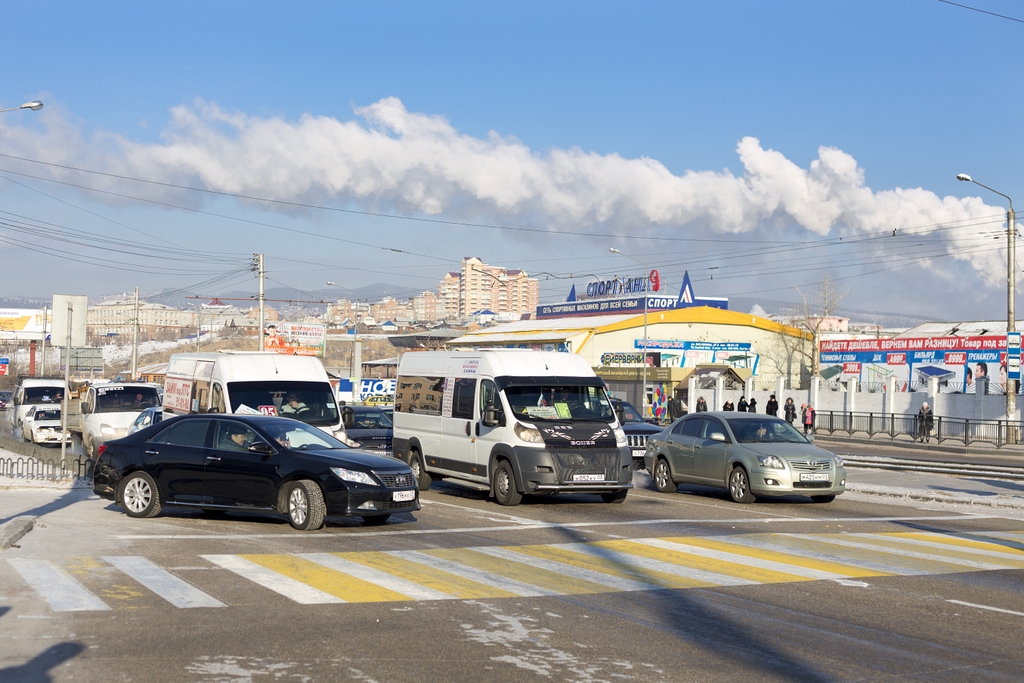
[
  {"left": 811, "top": 495, "right": 836, "bottom": 504},
  {"left": 728, "top": 466, "right": 756, "bottom": 504},
  {"left": 601, "top": 490, "right": 628, "bottom": 504},
  {"left": 119, "top": 472, "right": 162, "bottom": 518},
  {"left": 653, "top": 458, "right": 675, "bottom": 493},
  {"left": 286, "top": 480, "right": 326, "bottom": 531},
  {"left": 408, "top": 448, "right": 431, "bottom": 491},
  {"left": 492, "top": 460, "right": 522, "bottom": 506},
  {"left": 362, "top": 514, "right": 391, "bottom": 526}
]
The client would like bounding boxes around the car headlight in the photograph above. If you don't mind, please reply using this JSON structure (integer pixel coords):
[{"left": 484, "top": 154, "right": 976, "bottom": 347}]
[
  {"left": 100, "top": 424, "right": 116, "bottom": 435},
  {"left": 331, "top": 467, "right": 379, "bottom": 485},
  {"left": 834, "top": 454, "right": 844, "bottom": 467},
  {"left": 613, "top": 425, "right": 626, "bottom": 447},
  {"left": 757, "top": 455, "right": 786, "bottom": 469},
  {"left": 514, "top": 421, "right": 544, "bottom": 444}
]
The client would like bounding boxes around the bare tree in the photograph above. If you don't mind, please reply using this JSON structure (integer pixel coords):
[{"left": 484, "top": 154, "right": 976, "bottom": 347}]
[{"left": 792, "top": 272, "right": 849, "bottom": 378}]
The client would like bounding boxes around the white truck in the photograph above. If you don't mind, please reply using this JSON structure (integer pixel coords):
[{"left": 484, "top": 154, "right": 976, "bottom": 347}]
[
  {"left": 162, "top": 351, "right": 351, "bottom": 442},
  {"left": 10, "top": 377, "right": 68, "bottom": 431},
  {"left": 392, "top": 350, "right": 633, "bottom": 506},
  {"left": 78, "top": 382, "right": 162, "bottom": 456}
]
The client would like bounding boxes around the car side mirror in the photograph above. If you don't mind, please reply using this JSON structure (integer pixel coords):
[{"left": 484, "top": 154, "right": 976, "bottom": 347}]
[
  {"left": 709, "top": 432, "right": 727, "bottom": 443},
  {"left": 342, "top": 406, "right": 355, "bottom": 430},
  {"left": 249, "top": 442, "right": 274, "bottom": 455},
  {"left": 482, "top": 402, "right": 500, "bottom": 427},
  {"left": 614, "top": 405, "right": 626, "bottom": 426}
]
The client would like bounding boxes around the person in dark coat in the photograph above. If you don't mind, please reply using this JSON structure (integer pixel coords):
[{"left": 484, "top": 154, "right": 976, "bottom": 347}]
[
  {"left": 696, "top": 397, "right": 708, "bottom": 412},
  {"left": 917, "top": 402, "right": 934, "bottom": 443},
  {"left": 784, "top": 398, "right": 797, "bottom": 424},
  {"left": 723, "top": 400, "right": 734, "bottom": 411},
  {"left": 766, "top": 394, "right": 779, "bottom": 416},
  {"left": 737, "top": 396, "right": 748, "bottom": 412},
  {"left": 748, "top": 397, "right": 757, "bottom": 413}
]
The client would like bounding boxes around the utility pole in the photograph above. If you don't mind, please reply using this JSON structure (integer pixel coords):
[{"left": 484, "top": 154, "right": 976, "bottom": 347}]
[
  {"left": 256, "top": 253, "right": 266, "bottom": 351},
  {"left": 40, "top": 305, "right": 47, "bottom": 376},
  {"left": 130, "top": 287, "right": 139, "bottom": 380}
]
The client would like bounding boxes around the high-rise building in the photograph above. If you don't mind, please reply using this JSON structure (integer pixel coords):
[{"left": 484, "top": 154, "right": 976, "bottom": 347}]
[
  {"left": 438, "top": 271, "right": 461, "bottom": 320},
  {"left": 446, "top": 257, "right": 539, "bottom": 319}
]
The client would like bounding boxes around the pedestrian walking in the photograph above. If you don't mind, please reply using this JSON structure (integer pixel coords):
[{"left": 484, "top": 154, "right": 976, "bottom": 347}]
[
  {"left": 766, "top": 394, "right": 778, "bottom": 416},
  {"left": 917, "top": 402, "right": 934, "bottom": 443},
  {"left": 748, "top": 397, "right": 757, "bottom": 413},
  {"left": 696, "top": 396, "right": 708, "bottom": 412},
  {"left": 784, "top": 398, "right": 796, "bottom": 424},
  {"left": 723, "top": 400, "right": 734, "bottom": 411},
  {"left": 801, "top": 403, "right": 814, "bottom": 435},
  {"left": 738, "top": 396, "right": 748, "bottom": 412}
]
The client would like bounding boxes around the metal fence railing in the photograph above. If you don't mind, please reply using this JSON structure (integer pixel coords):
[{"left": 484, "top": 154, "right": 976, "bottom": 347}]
[
  {"left": 812, "top": 410, "right": 1024, "bottom": 449},
  {"left": 0, "top": 434, "right": 94, "bottom": 482}
]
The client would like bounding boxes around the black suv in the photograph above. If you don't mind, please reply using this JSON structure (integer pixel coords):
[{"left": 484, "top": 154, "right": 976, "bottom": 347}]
[{"left": 612, "top": 399, "right": 665, "bottom": 469}]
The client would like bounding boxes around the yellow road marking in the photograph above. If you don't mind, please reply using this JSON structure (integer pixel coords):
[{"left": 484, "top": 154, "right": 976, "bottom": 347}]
[
  {"left": 892, "top": 532, "right": 1024, "bottom": 557},
  {"left": 241, "top": 554, "right": 411, "bottom": 603},
  {"left": 425, "top": 547, "right": 614, "bottom": 595},
  {"left": 507, "top": 544, "right": 716, "bottom": 590},
  {"left": 338, "top": 552, "right": 519, "bottom": 599}
]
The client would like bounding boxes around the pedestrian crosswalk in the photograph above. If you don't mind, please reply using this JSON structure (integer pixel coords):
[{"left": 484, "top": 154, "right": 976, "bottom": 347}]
[{"left": 8, "top": 530, "right": 1024, "bottom": 613}]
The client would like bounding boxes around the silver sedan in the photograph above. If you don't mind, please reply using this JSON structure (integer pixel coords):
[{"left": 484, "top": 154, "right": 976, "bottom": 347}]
[{"left": 644, "top": 412, "right": 846, "bottom": 503}]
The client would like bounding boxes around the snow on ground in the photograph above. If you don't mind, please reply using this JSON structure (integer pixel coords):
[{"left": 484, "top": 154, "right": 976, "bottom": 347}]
[{"left": 7, "top": 334, "right": 219, "bottom": 369}]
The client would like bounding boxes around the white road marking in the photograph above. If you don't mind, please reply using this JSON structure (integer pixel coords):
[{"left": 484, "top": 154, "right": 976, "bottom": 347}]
[
  {"left": 791, "top": 535, "right": 1009, "bottom": 571},
  {"left": 387, "top": 550, "right": 563, "bottom": 597},
  {"left": 714, "top": 535, "right": 930, "bottom": 576},
  {"left": 633, "top": 538, "right": 848, "bottom": 580},
  {"left": 848, "top": 533, "right": 1024, "bottom": 561},
  {"left": 7, "top": 558, "right": 110, "bottom": 612},
  {"left": 555, "top": 542, "right": 758, "bottom": 586},
  {"left": 469, "top": 546, "right": 657, "bottom": 592},
  {"left": 112, "top": 514, "right": 995, "bottom": 540},
  {"left": 947, "top": 600, "right": 1024, "bottom": 617},
  {"left": 102, "top": 556, "right": 224, "bottom": 608},
  {"left": 200, "top": 555, "right": 344, "bottom": 604},
  {"left": 298, "top": 553, "right": 454, "bottom": 601}
]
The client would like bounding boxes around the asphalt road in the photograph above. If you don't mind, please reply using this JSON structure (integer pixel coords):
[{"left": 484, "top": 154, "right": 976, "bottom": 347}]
[{"left": 3, "top": 474, "right": 1024, "bottom": 682}]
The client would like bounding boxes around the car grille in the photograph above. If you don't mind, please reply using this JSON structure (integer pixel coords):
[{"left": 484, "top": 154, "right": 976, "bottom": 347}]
[
  {"left": 793, "top": 481, "right": 832, "bottom": 488},
  {"left": 789, "top": 460, "right": 832, "bottom": 472},
  {"left": 626, "top": 434, "right": 648, "bottom": 448},
  {"left": 382, "top": 499, "right": 418, "bottom": 510},
  {"left": 375, "top": 472, "right": 413, "bottom": 488},
  {"left": 550, "top": 449, "right": 621, "bottom": 483}
]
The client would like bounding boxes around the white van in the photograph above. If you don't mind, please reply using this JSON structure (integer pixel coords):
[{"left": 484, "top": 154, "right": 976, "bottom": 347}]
[
  {"left": 163, "top": 351, "right": 349, "bottom": 441},
  {"left": 79, "top": 382, "right": 162, "bottom": 456},
  {"left": 10, "top": 377, "right": 67, "bottom": 430},
  {"left": 392, "top": 350, "right": 632, "bottom": 506}
]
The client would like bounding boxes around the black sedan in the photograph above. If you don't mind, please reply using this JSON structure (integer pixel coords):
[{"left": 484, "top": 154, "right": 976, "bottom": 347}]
[
  {"left": 342, "top": 405, "right": 393, "bottom": 456},
  {"left": 93, "top": 413, "right": 419, "bottom": 530}
]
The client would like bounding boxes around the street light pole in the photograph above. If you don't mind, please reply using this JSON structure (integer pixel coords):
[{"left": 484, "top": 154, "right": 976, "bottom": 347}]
[
  {"left": 957, "top": 174, "right": 1016, "bottom": 420},
  {"left": 0, "top": 100, "right": 43, "bottom": 114},
  {"left": 610, "top": 248, "right": 651, "bottom": 418}
]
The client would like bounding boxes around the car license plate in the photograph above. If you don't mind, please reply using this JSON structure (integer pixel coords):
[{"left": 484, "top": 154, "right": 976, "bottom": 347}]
[
  {"left": 393, "top": 490, "right": 416, "bottom": 502},
  {"left": 573, "top": 474, "right": 604, "bottom": 482},
  {"left": 800, "top": 473, "right": 830, "bottom": 482},
  {"left": 631, "top": 448, "right": 646, "bottom": 458},
  {"left": 383, "top": 450, "right": 393, "bottom": 458}
]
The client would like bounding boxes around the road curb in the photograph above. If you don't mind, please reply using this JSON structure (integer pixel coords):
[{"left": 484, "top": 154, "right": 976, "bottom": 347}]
[
  {"left": 846, "top": 483, "right": 1024, "bottom": 510},
  {"left": 0, "top": 516, "right": 35, "bottom": 549}
]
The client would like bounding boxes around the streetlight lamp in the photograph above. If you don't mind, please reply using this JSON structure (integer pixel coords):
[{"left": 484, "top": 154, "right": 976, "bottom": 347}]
[
  {"left": 609, "top": 248, "right": 652, "bottom": 418},
  {"left": 0, "top": 100, "right": 43, "bottom": 114},
  {"left": 957, "top": 173, "right": 1017, "bottom": 420}
]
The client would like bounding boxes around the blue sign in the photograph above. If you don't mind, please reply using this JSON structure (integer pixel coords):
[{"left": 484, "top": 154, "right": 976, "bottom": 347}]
[
  {"left": 0, "top": 358, "right": 8, "bottom": 364},
  {"left": 538, "top": 271, "right": 727, "bottom": 319},
  {"left": 1008, "top": 332, "right": 1021, "bottom": 381}
]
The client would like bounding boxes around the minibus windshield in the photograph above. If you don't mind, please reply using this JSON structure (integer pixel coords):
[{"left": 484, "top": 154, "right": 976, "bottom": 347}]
[
  {"left": 504, "top": 385, "right": 614, "bottom": 422},
  {"left": 228, "top": 381, "right": 339, "bottom": 426}
]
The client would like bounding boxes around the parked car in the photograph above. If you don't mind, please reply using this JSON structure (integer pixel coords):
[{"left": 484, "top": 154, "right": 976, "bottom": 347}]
[
  {"left": 93, "top": 414, "right": 418, "bottom": 529},
  {"left": 126, "top": 406, "right": 164, "bottom": 435},
  {"left": 0, "top": 391, "right": 12, "bottom": 410},
  {"left": 644, "top": 412, "right": 846, "bottom": 504},
  {"left": 611, "top": 398, "right": 664, "bottom": 469},
  {"left": 342, "top": 406, "right": 393, "bottom": 457},
  {"left": 22, "top": 406, "right": 72, "bottom": 446}
]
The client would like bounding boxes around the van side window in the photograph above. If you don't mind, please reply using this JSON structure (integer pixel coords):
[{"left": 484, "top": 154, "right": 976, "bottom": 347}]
[
  {"left": 394, "top": 375, "right": 444, "bottom": 415},
  {"left": 479, "top": 379, "right": 500, "bottom": 415},
  {"left": 451, "top": 378, "right": 476, "bottom": 420},
  {"left": 210, "top": 384, "right": 226, "bottom": 414}
]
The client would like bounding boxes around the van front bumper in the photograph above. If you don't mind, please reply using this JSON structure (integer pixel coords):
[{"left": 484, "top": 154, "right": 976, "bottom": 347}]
[{"left": 512, "top": 445, "right": 633, "bottom": 493}]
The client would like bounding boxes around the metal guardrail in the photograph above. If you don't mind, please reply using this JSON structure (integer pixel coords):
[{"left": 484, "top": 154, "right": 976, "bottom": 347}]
[
  {"left": 0, "top": 434, "right": 93, "bottom": 481},
  {"left": 813, "top": 410, "right": 1024, "bottom": 449}
]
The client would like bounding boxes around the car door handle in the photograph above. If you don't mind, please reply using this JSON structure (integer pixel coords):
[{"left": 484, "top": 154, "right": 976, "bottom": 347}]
[
  {"left": 464, "top": 421, "right": 471, "bottom": 437},
  {"left": 206, "top": 456, "right": 221, "bottom": 462},
  {"left": 144, "top": 449, "right": 159, "bottom": 456},
  {"left": 694, "top": 443, "right": 702, "bottom": 449}
]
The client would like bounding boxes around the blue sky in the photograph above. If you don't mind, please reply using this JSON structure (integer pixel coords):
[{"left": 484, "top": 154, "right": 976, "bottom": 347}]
[{"left": 1, "top": 0, "right": 1022, "bottom": 319}]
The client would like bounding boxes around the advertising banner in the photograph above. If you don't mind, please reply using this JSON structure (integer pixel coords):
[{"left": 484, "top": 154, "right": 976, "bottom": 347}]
[
  {"left": 163, "top": 377, "right": 194, "bottom": 413},
  {"left": 819, "top": 336, "right": 1007, "bottom": 392},
  {"left": 359, "top": 378, "right": 396, "bottom": 404},
  {"left": 264, "top": 323, "right": 326, "bottom": 357},
  {"left": 604, "top": 340, "right": 758, "bottom": 373},
  {"left": 0, "top": 309, "right": 47, "bottom": 341}
]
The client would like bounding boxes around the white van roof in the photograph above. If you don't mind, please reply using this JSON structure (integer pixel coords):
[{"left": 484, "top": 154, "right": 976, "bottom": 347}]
[
  {"left": 398, "top": 350, "right": 595, "bottom": 378},
  {"left": 167, "top": 351, "right": 330, "bottom": 383},
  {"left": 18, "top": 378, "right": 67, "bottom": 388}
]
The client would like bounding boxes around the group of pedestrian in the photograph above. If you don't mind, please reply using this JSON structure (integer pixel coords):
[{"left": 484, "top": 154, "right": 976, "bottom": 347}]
[{"left": 693, "top": 393, "right": 813, "bottom": 434}]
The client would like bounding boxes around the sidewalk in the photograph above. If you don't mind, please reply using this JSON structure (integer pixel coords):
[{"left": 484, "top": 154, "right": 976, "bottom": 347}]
[{"left": 815, "top": 434, "right": 1024, "bottom": 469}]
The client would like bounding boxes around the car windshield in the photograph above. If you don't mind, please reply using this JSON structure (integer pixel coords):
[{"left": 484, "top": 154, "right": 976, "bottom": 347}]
[
  {"left": 352, "top": 409, "right": 392, "bottom": 429},
  {"left": 95, "top": 387, "right": 161, "bottom": 413},
  {"left": 227, "top": 381, "right": 339, "bottom": 426},
  {"left": 24, "top": 387, "right": 63, "bottom": 403},
  {"left": 726, "top": 418, "right": 808, "bottom": 444},
  {"left": 618, "top": 401, "right": 645, "bottom": 423},
  {"left": 504, "top": 385, "right": 614, "bottom": 422},
  {"left": 34, "top": 410, "right": 61, "bottom": 420},
  {"left": 255, "top": 417, "right": 349, "bottom": 450}
]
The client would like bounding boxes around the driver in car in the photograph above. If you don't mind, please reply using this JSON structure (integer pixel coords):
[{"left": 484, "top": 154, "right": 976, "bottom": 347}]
[{"left": 280, "top": 393, "right": 309, "bottom": 416}]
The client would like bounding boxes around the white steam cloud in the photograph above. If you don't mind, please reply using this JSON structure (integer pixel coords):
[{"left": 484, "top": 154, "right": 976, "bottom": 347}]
[{"left": 0, "top": 96, "right": 1006, "bottom": 284}]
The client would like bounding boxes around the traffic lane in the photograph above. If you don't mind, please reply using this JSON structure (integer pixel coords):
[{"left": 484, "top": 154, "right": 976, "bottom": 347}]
[{"left": 7, "top": 568, "right": 1024, "bottom": 682}]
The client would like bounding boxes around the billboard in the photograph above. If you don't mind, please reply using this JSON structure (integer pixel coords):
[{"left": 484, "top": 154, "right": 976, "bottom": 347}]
[
  {"left": 538, "top": 271, "right": 727, "bottom": 319},
  {"left": 820, "top": 336, "right": 1007, "bottom": 392},
  {"left": 359, "top": 378, "right": 396, "bottom": 404},
  {"left": 264, "top": 323, "right": 326, "bottom": 357},
  {"left": 0, "top": 309, "right": 47, "bottom": 341}
]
